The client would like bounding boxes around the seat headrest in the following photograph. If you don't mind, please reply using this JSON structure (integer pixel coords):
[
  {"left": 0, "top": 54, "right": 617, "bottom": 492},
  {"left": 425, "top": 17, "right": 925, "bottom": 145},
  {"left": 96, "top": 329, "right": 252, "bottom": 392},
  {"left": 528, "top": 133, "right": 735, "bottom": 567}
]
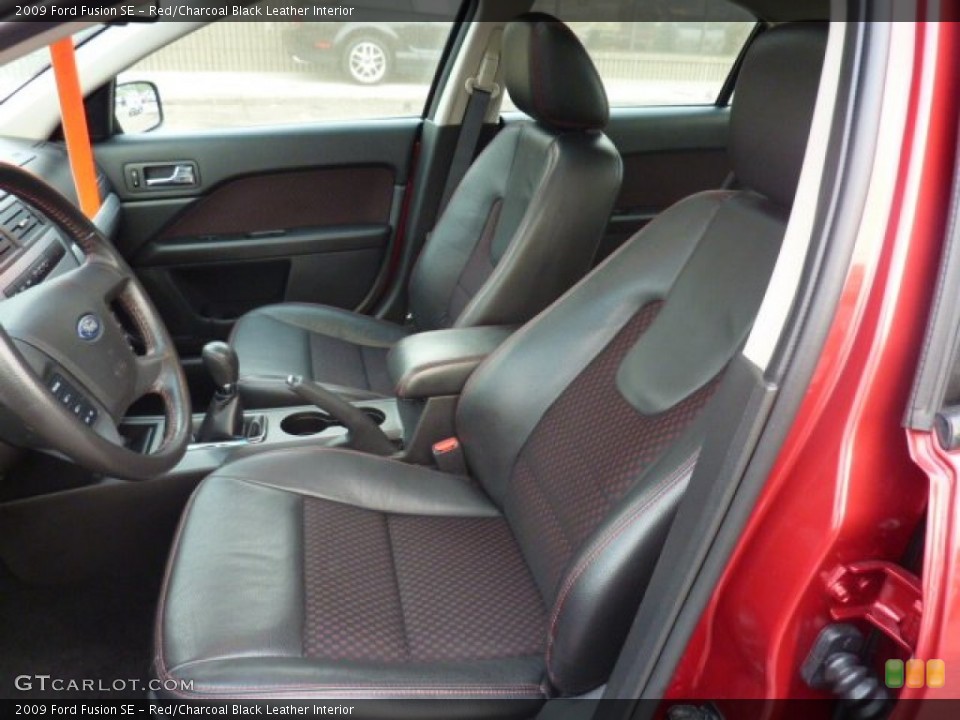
[
  {"left": 503, "top": 13, "right": 609, "bottom": 132},
  {"left": 730, "top": 23, "right": 829, "bottom": 208}
]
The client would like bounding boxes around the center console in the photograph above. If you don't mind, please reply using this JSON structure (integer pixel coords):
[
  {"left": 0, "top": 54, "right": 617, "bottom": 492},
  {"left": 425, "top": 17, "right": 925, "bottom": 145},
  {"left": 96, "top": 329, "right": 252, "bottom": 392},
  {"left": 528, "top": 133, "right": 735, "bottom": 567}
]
[
  {"left": 124, "top": 325, "right": 515, "bottom": 480},
  {"left": 121, "top": 397, "right": 403, "bottom": 480},
  {"left": 386, "top": 325, "right": 515, "bottom": 463}
]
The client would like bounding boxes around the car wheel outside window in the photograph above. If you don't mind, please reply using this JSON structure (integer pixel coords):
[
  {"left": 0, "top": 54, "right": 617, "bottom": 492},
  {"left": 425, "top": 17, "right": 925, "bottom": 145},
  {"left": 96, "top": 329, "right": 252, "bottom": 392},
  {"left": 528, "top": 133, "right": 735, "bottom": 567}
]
[{"left": 343, "top": 35, "right": 392, "bottom": 85}]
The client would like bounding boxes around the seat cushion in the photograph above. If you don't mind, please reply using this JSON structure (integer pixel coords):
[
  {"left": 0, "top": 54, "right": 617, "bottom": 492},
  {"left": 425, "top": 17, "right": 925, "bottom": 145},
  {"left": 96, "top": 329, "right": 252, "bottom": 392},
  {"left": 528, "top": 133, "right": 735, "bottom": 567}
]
[
  {"left": 155, "top": 449, "right": 548, "bottom": 700},
  {"left": 229, "top": 304, "right": 412, "bottom": 406}
]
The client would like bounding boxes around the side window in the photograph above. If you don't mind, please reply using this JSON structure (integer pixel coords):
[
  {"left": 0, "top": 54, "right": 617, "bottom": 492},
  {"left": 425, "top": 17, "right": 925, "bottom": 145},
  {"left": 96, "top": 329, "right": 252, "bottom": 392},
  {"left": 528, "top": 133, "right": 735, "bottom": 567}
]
[
  {"left": 117, "top": 8, "right": 458, "bottom": 133},
  {"left": 503, "top": 0, "right": 755, "bottom": 110}
]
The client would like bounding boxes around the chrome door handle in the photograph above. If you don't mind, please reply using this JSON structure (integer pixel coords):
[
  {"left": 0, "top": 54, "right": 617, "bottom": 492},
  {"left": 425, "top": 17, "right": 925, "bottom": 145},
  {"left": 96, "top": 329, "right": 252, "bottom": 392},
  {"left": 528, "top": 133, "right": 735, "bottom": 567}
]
[{"left": 144, "top": 163, "right": 197, "bottom": 187}]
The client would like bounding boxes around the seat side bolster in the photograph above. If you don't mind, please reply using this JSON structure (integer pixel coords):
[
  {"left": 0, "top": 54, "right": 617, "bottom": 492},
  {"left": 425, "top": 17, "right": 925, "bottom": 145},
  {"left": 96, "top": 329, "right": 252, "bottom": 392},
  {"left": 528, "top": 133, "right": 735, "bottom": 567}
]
[
  {"left": 156, "top": 474, "right": 305, "bottom": 678},
  {"left": 544, "top": 438, "right": 701, "bottom": 694},
  {"left": 158, "top": 654, "right": 547, "bottom": 700},
  {"left": 454, "top": 131, "right": 623, "bottom": 329},
  {"left": 457, "top": 191, "right": 730, "bottom": 504},
  {"left": 407, "top": 126, "right": 525, "bottom": 331}
]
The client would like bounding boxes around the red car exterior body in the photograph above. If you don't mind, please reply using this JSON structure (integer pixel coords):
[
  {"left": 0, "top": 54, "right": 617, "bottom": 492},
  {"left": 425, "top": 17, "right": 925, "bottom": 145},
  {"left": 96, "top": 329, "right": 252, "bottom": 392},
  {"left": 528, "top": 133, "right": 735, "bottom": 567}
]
[{"left": 664, "top": 20, "right": 960, "bottom": 714}]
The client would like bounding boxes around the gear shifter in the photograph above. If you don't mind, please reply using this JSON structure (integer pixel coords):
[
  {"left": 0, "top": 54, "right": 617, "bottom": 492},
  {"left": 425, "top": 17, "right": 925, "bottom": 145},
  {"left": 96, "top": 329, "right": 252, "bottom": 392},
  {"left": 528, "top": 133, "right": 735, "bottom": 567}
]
[{"left": 196, "top": 341, "right": 243, "bottom": 443}]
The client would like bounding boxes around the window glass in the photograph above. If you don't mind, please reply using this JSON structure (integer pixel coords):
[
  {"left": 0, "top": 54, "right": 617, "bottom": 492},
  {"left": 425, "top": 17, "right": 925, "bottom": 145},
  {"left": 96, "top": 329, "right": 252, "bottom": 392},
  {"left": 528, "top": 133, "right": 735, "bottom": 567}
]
[
  {"left": 502, "top": 0, "right": 755, "bottom": 110},
  {"left": 119, "top": 5, "right": 459, "bottom": 132}
]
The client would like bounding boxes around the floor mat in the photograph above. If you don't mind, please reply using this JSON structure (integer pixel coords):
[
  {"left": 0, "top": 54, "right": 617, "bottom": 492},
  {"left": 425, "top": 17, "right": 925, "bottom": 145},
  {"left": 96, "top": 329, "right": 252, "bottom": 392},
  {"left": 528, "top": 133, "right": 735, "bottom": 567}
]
[{"left": 0, "top": 564, "right": 159, "bottom": 699}]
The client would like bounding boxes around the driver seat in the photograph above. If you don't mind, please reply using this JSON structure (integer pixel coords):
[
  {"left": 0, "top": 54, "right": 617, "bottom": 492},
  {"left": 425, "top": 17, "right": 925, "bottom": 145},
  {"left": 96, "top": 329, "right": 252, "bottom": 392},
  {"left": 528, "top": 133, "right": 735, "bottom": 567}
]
[{"left": 155, "top": 25, "right": 827, "bottom": 702}]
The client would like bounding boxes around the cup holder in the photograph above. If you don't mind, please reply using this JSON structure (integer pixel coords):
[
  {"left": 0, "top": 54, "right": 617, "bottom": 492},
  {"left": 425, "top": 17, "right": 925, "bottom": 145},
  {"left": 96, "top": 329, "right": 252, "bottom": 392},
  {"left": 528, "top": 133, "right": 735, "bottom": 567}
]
[
  {"left": 360, "top": 408, "right": 387, "bottom": 426},
  {"left": 280, "top": 412, "right": 334, "bottom": 436},
  {"left": 280, "top": 408, "right": 387, "bottom": 436}
]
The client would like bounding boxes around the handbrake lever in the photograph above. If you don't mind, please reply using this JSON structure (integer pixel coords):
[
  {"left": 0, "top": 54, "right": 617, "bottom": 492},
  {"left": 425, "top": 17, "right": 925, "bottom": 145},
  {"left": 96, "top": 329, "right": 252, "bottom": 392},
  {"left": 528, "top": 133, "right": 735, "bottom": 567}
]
[{"left": 286, "top": 376, "right": 396, "bottom": 456}]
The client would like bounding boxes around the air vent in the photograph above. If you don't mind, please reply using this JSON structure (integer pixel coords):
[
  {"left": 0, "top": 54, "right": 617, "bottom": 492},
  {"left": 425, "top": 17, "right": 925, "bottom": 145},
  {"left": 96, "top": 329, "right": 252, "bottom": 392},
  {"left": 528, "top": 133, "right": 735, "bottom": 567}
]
[
  {"left": 0, "top": 200, "right": 44, "bottom": 244},
  {"left": 0, "top": 234, "right": 13, "bottom": 261}
]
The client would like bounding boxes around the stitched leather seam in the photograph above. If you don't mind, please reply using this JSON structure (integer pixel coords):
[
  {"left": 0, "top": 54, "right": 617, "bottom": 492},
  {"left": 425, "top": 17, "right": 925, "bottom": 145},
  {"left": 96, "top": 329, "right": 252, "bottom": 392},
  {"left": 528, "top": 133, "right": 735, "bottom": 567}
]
[
  {"left": 258, "top": 305, "right": 404, "bottom": 348},
  {"left": 395, "top": 355, "right": 487, "bottom": 397},
  {"left": 456, "top": 192, "right": 732, "bottom": 473},
  {"left": 445, "top": 197, "right": 503, "bottom": 325},
  {"left": 154, "top": 484, "right": 206, "bottom": 685},
  {"left": 543, "top": 452, "right": 698, "bottom": 683},
  {"left": 517, "top": 454, "right": 575, "bottom": 558},
  {"left": 454, "top": 138, "right": 561, "bottom": 329},
  {"left": 158, "top": 683, "right": 544, "bottom": 699},
  {"left": 358, "top": 344, "right": 373, "bottom": 392},
  {"left": 156, "top": 489, "right": 538, "bottom": 698},
  {"left": 304, "top": 327, "right": 315, "bottom": 383},
  {"left": 382, "top": 515, "right": 412, "bottom": 658},
  {"left": 213, "top": 472, "right": 500, "bottom": 520},
  {"left": 299, "top": 497, "right": 308, "bottom": 660}
]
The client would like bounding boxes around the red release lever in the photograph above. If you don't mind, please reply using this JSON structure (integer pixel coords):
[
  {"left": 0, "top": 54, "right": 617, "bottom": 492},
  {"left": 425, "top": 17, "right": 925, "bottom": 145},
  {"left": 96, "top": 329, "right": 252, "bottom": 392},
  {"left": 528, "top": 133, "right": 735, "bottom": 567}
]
[{"left": 433, "top": 437, "right": 460, "bottom": 454}]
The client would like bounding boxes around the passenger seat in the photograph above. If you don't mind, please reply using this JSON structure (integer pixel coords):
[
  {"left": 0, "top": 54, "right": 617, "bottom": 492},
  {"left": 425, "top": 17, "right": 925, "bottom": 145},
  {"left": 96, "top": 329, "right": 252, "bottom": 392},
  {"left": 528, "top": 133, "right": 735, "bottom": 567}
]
[{"left": 229, "top": 13, "right": 623, "bottom": 406}]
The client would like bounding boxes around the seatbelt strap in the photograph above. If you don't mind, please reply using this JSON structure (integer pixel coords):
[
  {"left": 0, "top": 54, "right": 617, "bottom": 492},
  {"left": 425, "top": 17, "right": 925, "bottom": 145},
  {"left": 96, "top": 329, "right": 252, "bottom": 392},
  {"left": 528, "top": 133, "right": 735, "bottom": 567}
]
[
  {"left": 49, "top": 37, "right": 100, "bottom": 219},
  {"left": 437, "top": 41, "right": 501, "bottom": 212}
]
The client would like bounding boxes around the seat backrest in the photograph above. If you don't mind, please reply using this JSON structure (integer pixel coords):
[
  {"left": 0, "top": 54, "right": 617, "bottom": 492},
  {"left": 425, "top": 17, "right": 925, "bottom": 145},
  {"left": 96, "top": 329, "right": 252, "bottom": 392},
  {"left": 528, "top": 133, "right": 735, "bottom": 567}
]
[
  {"left": 456, "top": 23, "right": 828, "bottom": 695},
  {"left": 407, "top": 14, "right": 622, "bottom": 331}
]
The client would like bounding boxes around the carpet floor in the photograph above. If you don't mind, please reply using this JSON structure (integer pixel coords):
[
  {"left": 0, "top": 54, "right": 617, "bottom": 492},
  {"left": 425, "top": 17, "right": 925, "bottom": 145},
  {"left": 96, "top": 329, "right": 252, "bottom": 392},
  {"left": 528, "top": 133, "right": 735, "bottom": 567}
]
[{"left": 0, "top": 563, "right": 159, "bottom": 699}]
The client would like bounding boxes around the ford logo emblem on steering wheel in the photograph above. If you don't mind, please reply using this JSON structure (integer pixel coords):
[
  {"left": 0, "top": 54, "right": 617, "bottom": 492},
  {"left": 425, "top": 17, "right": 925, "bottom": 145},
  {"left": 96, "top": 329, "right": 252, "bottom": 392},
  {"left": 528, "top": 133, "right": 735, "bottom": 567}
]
[{"left": 77, "top": 313, "right": 103, "bottom": 342}]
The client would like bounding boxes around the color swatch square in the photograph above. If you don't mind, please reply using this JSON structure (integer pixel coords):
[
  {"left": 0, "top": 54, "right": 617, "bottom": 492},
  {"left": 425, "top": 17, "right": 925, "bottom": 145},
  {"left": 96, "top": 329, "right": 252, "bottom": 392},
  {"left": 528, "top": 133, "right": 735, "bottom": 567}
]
[{"left": 885, "top": 659, "right": 904, "bottom": 689}]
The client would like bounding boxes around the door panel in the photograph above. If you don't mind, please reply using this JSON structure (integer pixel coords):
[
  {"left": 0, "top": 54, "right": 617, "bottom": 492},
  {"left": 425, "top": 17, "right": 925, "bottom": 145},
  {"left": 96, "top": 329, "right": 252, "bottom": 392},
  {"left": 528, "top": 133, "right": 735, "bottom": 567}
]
[
  {"left": 93, "top": 119, "right": 419, "bottom": 356},
  {"left": 500, "top": 106, "right": 732, "bottom": 263},
  {"left": 151, "top": 167, "right": 395, "bottom": 242}
]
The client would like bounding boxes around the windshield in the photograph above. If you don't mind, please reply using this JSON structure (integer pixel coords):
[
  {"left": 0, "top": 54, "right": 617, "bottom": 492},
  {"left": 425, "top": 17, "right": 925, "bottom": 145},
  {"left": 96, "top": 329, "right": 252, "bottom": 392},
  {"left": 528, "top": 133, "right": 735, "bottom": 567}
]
[{"left": 0, "top": 26, "right": 103, "bottom": 103}]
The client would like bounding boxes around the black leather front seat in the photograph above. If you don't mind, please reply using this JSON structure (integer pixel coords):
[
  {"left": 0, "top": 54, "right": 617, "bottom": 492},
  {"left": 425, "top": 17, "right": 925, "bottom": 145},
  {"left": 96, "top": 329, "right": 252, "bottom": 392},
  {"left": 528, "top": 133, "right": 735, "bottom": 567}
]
[
  {"left": 156, "top": 24, "right": 827, "bottom": 703},
  {"left": 230, "top": 13, "right": 623, "bottom": 406}
]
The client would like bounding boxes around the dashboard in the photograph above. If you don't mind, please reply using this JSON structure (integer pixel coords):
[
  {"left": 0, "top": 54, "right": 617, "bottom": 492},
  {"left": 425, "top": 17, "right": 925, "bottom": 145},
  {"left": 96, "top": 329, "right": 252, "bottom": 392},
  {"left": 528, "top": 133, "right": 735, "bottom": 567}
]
[
  {"left": 0, "top": 136, "right": 119, "bottom": 299},
  {"left": 0, "top": 195, "right": 74, "bottom": 297},
  {"left": 0, "top": 136, "right": 130, "bottom": 459}
]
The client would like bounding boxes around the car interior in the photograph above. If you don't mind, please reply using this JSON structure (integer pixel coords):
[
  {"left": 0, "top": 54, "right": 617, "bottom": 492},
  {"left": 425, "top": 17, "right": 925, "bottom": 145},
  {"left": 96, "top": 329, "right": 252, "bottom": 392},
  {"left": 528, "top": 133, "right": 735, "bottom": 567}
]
[{"left": 0, "top": 0, "right": 840, "bottom": 711}]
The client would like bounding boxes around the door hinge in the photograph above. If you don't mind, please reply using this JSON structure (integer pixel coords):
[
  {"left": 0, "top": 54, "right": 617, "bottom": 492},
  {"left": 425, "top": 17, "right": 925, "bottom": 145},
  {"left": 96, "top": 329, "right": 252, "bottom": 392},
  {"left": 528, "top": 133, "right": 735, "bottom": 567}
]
[{"left": 823, "top": 561, "right": 923, "bottom": 653}]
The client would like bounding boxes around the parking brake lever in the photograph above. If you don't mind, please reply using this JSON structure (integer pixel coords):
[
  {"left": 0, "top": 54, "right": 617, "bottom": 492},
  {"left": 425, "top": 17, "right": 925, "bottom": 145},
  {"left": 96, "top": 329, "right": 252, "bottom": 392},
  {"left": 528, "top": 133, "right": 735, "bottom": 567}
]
[{"left": 286, "top": 376, "right": 396, "bottom": 456}]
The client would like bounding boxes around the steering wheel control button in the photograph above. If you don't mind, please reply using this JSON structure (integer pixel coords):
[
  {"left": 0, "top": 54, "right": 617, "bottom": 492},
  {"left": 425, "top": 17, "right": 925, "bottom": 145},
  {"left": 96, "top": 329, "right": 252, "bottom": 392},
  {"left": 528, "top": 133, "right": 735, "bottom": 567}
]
[
  {"left": 46, "top": 374, "right": 97, "bottom": 426},
  {"left": 3, "top": 240, "right": 66, "bottom": 297},
  {"left": 47, "top": 375, "right": 65, "bottom": 395},
  {"left": 76, "top": 313, "right": 103, "bottom": 342}
]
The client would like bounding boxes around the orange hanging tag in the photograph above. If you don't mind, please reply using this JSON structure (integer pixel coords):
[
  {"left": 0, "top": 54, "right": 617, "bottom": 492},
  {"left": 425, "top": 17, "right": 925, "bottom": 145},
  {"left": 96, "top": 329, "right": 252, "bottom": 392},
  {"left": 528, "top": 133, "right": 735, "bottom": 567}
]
[{"left": 49, "top": 37, "right": 100, "bottom": 219}]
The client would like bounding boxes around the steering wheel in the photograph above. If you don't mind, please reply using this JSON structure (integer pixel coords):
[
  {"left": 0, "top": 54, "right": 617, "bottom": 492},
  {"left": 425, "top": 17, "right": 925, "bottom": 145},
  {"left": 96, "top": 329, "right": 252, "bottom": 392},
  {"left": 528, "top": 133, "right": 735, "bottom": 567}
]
[{"left": 0, "top": 164, "right": 191, "bottom": 480}]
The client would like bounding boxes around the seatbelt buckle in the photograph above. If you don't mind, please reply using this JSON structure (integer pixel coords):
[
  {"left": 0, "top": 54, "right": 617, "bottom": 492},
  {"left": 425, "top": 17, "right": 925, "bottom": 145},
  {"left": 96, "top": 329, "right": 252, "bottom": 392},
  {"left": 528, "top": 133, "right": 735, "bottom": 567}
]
[{"left": 432, "top": 437, "right": 467, "bottom": 475}]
